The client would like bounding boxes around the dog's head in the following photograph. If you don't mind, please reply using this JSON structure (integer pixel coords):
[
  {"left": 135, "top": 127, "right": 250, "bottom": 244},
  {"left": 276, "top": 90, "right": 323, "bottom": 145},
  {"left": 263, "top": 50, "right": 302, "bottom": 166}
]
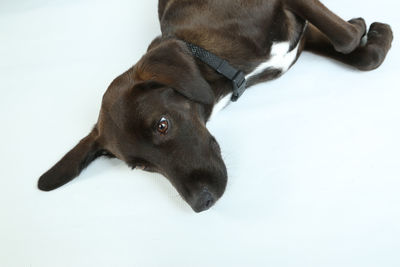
[{"left": 38, "top": 39, "right": 227, "bottom": 212}]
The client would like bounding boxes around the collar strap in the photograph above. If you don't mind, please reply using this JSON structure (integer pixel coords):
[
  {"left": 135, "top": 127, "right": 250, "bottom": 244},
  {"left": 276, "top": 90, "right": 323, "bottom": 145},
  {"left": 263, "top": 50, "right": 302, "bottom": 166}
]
[{"left": 185, "top": 42, "right": 247, "bottom": 102}]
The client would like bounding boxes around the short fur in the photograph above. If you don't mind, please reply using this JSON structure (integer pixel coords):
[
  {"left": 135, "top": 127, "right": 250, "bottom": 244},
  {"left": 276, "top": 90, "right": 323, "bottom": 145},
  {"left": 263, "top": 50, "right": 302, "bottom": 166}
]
[{"left": 38, "top": 0, "right": 393, "bottom": 212}]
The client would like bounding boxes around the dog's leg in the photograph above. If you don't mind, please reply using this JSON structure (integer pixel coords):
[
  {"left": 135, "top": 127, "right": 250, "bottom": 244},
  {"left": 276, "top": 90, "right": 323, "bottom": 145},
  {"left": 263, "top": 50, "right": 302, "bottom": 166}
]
[
  {"left": 287, "top": 0, "right": 369, "bottom": 54},
  {"left": 303, "top": 22, "right": 393, "bottom": 70}
]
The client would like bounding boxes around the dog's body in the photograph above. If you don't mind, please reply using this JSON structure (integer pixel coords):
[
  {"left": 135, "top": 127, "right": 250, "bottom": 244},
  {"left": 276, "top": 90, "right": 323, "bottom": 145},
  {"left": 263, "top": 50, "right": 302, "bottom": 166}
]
[
  {"left": 38, "top": 0, "right": 393, "bottom": 212},
  {"left": 158, "top": 0, "right": 392, "bottom": 105}
]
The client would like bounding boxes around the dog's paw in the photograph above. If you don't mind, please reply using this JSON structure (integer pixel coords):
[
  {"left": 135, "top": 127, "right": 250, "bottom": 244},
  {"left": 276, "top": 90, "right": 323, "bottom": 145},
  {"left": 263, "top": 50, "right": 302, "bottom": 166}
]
[
  {"left": 352, "top": 22, "right": 393, "bottom": 71},
  {"left": 367, "top": 22, "right": 393, "bottom": 50},
  {"left": 349, "top": 17, "right": 367, "bottom": 38},
  {"left": 334, "top": 18, "right": 367, "bottom": 54}
]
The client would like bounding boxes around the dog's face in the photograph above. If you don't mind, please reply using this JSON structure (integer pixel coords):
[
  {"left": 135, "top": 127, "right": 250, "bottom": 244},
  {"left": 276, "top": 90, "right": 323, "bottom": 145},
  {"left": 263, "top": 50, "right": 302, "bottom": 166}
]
[
  {"left": 100, "top": 80, "right": 227, "bottom": 212},
  {"left": 38, "top": 40, "right": 227, "bottom": 212}
]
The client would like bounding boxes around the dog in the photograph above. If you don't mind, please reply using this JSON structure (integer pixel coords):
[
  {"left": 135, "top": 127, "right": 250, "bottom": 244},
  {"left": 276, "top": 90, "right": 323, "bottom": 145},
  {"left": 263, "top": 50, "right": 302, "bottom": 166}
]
[{"left": 38, "top": 0, "right": 393, "bottom": 212}]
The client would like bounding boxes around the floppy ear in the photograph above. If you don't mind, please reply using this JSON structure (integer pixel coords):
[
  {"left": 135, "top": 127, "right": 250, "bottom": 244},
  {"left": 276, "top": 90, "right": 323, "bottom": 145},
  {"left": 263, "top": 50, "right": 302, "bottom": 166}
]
[
  {"left": 135, "top": 39, "right": 215, "bottom": 105},
  {"left": 38, "top": 127, "right": 103, "bottom": 191}
]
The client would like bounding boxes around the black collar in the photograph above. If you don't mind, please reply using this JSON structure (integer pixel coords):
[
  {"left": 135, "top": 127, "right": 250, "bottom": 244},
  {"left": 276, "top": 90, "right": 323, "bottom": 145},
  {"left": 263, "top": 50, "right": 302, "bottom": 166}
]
[{"left": 185, "top": 42, "right": 247, "bottom": 102}]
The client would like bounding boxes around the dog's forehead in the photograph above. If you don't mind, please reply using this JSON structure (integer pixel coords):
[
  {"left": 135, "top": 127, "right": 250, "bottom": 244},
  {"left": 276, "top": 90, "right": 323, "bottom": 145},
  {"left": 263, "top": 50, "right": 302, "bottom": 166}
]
[
  {"left": 102, "top": 81, "right": 197, "bottom": 135},
  {"left": 133, "top": 86, "right": 192, "bottom": 115},
  {"left": 108, "top": 85, "right": 192, "bottom": 132}
]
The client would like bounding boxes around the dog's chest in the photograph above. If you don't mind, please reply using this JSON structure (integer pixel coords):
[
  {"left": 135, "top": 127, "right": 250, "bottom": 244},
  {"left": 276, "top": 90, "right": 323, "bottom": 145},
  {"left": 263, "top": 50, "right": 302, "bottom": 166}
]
[
  {"left": 246, "top": 40, "right": 301, "bottom": 79},
  {"left": 209, "top": 41, "right": 301, "bottom": 120}
]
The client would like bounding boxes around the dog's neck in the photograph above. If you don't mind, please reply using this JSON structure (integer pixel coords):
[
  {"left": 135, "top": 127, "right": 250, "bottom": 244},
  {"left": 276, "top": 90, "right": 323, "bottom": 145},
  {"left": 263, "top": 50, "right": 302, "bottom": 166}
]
[{"left": 144, "top": 37, "right": 237, "bottom": 119}]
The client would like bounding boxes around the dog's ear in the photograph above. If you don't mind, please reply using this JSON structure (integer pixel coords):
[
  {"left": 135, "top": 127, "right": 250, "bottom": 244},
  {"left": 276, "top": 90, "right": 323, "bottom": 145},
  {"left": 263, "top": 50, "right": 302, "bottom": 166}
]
[
  {"left": 38, "top": 127, "right": 103, "bottom": 191},
  {"left": 135, "top": 39, "right": 215, "bottom": 105}
]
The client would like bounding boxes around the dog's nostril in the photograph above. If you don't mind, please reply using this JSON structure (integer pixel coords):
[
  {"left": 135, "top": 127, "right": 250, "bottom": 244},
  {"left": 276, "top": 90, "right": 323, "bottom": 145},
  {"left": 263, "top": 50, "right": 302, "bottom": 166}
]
[{"left": 193, "top": 189, "right": 214, "bottom": 213}]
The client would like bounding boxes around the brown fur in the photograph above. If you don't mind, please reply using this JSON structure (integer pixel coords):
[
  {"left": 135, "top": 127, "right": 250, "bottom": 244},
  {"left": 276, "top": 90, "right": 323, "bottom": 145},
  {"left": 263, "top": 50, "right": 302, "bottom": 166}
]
[{"left": 38, "top": 0, "right": 393, "bottom": 212}]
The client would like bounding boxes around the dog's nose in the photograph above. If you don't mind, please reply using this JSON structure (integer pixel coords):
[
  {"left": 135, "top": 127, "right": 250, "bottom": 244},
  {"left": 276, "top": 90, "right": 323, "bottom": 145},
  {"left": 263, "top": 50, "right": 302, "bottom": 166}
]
[{"left": 193, "top": 188, "right": 215, "bottom": 213}]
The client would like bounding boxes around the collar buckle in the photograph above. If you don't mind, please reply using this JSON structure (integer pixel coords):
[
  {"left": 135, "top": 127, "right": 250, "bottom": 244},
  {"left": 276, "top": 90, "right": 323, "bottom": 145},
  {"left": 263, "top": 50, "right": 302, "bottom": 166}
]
[
  {"left": 185, "top": 42, "right": 248, "bottom": 102},
  {"left": 231, "top": 71, "right": 247, "bottom": 102}
]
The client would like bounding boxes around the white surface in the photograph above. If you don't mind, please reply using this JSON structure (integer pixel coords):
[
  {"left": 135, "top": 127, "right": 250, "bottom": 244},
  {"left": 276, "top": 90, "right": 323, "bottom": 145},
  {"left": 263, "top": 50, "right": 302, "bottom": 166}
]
[
  {"left": 210, "top": 92, "right": 232, "bottom": 121},
  {"left": 0, "top": 0, "right": 399, "bottom": 266}
]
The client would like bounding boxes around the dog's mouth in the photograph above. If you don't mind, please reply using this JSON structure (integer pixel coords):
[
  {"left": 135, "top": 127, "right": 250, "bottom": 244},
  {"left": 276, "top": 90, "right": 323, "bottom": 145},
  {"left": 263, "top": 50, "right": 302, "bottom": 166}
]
[
  {"left": 130, "top": 157, "right": 160, "bottom": 173},
  {"left": 126, "top": 142, "right": 227, "bottom": 212},
  {"left": 133, "top": 163, "right": 159, "bottom": 173},
  {"left": 132, "top": 163, "right": 222, "bottom": 212},
  {"left": 135, "top": 164, "right": 152, "bottom": 171}
]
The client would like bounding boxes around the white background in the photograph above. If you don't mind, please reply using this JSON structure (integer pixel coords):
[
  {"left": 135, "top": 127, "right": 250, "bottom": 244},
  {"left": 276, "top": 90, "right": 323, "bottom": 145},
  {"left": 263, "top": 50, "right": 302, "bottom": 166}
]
[{"left": 0, "top": 0, "right": 399, "bottom": 266}]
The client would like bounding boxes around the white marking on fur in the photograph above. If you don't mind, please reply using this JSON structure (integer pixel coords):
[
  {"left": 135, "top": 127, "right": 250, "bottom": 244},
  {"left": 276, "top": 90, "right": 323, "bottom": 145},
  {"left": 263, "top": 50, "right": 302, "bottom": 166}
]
[
  {"left": 209, "top": 93, "right": 232, "bottom": 121},
  {"left": 209, "top": 38, "right": 302, "bottom": 121},
  {"left": 246, "top": 41, "right": 300, "bottom": 79}
]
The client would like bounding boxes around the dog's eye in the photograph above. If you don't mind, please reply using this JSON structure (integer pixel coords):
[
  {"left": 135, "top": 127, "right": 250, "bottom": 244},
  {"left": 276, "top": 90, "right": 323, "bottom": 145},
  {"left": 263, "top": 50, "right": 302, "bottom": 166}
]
[{"left": 157, "top": 117, "right": 169, "bottom": 134}]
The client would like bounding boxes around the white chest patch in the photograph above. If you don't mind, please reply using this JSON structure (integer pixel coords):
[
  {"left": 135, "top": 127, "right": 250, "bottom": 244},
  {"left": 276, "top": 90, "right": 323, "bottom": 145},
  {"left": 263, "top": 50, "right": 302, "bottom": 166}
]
[
  {"left": 209, "top": 40, "right": 301, "bottom": 120},
  {"left": 245, "top": 41, "right": 300, "bottom": 79}
]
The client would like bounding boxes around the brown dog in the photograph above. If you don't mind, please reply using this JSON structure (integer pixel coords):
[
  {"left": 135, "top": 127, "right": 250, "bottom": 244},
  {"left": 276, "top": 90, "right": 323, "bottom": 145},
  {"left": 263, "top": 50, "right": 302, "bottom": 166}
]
[{"left": 38, "top": 0, "right": 393, "bottom": 212}]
